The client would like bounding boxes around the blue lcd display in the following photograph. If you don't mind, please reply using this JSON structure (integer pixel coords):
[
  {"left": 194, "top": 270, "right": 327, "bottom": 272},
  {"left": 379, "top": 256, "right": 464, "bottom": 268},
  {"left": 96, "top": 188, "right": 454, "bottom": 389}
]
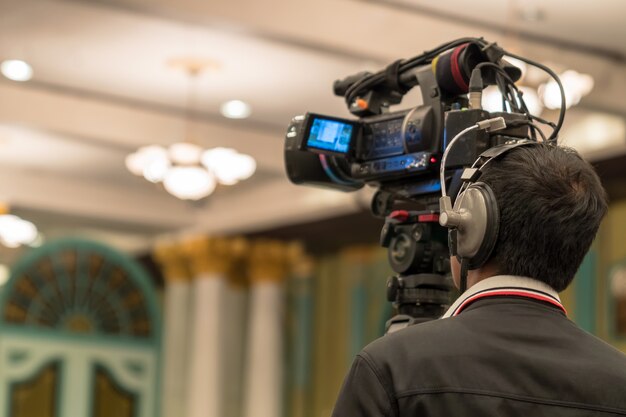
[{"left": 306, "top": 117, "right": 353, "bottom": 154}]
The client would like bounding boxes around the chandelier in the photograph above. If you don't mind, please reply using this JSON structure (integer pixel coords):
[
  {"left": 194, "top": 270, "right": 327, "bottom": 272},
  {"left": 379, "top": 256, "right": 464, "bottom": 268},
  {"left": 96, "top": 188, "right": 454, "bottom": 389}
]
[
  {"left": 125, "top": 144, "right": 255, "bottom": 200},
  {"left": 0, "top": 213, "right": 38, "bottom": 248},
  {"left": 125, "top": 60, "right": 256, "bottom": 201},
  {"left": 482, "top": 59, "right": 594, "bottom": 116}
]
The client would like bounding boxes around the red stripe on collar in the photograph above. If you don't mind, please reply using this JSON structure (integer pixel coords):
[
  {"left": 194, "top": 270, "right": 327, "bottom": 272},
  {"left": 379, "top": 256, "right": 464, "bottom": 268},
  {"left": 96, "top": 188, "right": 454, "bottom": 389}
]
[{"left": 453, "top": 289, "right": 567, "bottom": 317}]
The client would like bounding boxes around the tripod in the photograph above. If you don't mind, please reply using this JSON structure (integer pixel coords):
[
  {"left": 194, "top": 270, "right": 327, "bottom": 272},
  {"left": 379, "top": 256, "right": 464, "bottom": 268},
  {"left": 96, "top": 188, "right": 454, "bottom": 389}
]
[{"left": 376, "top": 194, "right": 455, "bottom": 334}]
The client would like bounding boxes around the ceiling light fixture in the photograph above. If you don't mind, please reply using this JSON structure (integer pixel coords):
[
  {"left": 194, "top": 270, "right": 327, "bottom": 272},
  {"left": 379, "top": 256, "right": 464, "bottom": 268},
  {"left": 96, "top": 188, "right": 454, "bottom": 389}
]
[
  {"left": 163, "top": 165, "right": 216, "bottom": 200},
  {"left": 484, "top": 66, "right": 593, "bottom": 116},
  {"left": 126, "top": 63, "right": 256, "bottom": 200},
  {"left": 539, "top": 70, "right": 594, "bottom": 110},
  {"left": 560, "top": 113, "right": 626, "bottom": 157},
  {"left": 0, "top": 214, "right": 39, "bottom": 248},
  {"left": 482, "top": 85, "right": 543, "bottom": 116},
  {"left": 221, "top": 100, "right": 252, "bottom": 119},
  {"left": 0, "top": 59, "right": 33, "bottom": 82},
  {"left": 126, "top": 144, "right": 256, "bottom": 200},
  {"left": 518, "top": 86, "right": 543, "bottom": 116},
  {"left": 517, "top": 4, "right": 546, "bottom": 22}
]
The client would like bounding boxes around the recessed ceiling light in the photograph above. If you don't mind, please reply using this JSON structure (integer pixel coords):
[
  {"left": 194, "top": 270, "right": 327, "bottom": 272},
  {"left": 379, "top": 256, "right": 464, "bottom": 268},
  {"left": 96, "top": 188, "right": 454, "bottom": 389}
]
[
  {"left": 221, "top": 100, "right": 252, "bottom": 119},
  {"left": 1, "top": 59, "right": 33, "bottom": 82},
  {"left": 517, "top": 4, "right": 545, "bottom": 22}
]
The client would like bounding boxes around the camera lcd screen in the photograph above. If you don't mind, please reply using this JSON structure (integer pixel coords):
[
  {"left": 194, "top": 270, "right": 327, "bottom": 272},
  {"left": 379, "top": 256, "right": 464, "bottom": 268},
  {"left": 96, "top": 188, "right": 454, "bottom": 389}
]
[{"left": 306, "top": 117, "right": 354, "bottom": 154}]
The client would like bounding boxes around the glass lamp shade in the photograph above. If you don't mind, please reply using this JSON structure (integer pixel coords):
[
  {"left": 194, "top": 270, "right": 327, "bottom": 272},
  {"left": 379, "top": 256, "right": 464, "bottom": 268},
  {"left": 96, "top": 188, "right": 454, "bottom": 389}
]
[
  {"left": 169, "top": 142, "right": 203, "bottom": 165},
  {"left": 518, "top": 87, "right": 543, "bottom": 116},
  {"left": 540, "top": 70, "right": 594, "bottom": 110},
  {"left": 0, "top": 215, "right": 38, "bottom": 247},
  {"left": 482, "top": 86, "right": 505, "bottom": 113},
  {"left": 127, "top": 143, "right": 255, "bottom": 200},
  {"left": 125, "top": 152, "right": 145, "bottom": 176},
  {"left": 201, "top": 148, "right": 256, "bottom": 184},
  {"left": 143, "top": 157, "right": 171, "bottom": 183},
  {"left": 201, "top": 147, "right": 237, "bottom": 167},
  {"left": 540, "top": 81, "right": 573, "bottom": 109},
  {"left": 1, "top": 60, "right": 33, "bottom": 82},
  {"left": 163, "top": 166, "right": 216, "bottom": 200},
  {"left": 0, "top": 237, "right": 20, "bottom": 248},
  {"left": 483, "top": 86, "right": 543, "bottom": 116},
  {"left": 126, "top": 145, "right": 169, "bottom": 176},
  {"left": 214, "top": 171, "right": 240, "bottom": 186},
  {"left": 232, "top": 153, "right": 256, "bottom": 180}
]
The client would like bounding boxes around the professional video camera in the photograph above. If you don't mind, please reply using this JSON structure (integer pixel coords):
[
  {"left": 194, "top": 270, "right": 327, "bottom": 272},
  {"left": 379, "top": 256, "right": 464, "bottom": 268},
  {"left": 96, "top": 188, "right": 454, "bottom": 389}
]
[{"left": 284, "top": 37, "right": 565, "bottom": 332}]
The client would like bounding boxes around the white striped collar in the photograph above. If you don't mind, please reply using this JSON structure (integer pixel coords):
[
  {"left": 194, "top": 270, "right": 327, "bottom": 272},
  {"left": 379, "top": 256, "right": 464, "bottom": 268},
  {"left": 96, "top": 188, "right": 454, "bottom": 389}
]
[{"left": 442, "top": 275, "right": 564, "bottom": 319}]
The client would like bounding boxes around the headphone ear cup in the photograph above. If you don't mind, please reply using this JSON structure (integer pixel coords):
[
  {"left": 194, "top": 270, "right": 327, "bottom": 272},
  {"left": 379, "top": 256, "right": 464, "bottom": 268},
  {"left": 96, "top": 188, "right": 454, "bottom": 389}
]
[
  {"left": 452, "top": 182, "right": 499, "bottom": 269},
  {"left": 468, "top": 182, "right": 499, "bottom": 269}
]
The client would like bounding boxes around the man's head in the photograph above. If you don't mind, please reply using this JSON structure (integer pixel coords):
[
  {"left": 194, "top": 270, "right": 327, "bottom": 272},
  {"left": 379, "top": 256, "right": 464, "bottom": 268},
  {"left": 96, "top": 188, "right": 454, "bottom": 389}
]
[{"left": 451, "top": 143, "right": 608, "bottom": 292}]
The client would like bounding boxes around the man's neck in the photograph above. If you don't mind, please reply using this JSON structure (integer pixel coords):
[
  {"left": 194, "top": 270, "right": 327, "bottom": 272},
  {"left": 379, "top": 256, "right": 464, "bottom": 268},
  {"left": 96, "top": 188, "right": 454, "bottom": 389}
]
[{"left": 466, "top": 263, "right": 501, "bottom": 289}]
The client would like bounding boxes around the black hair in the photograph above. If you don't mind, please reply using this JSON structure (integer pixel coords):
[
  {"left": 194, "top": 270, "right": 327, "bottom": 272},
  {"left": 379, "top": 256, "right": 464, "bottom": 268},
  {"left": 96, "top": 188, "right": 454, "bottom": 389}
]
[{"left": 480, "top": 143, "right": 608, "bottom": 292}]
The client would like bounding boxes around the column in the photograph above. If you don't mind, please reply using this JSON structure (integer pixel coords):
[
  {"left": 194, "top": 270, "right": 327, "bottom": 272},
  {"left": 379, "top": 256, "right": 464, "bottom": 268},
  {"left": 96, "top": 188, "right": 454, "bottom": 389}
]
[
  {"left": 222, "top": 238, "right": 250, "bottom": 417},
  {"left": 343, "top": 247, "right": 374, "bottom": 360},
  {"left": 154, "top": 242, "right": 192, "bottom": 417},
  {"left": 243, "top": 240, "right": 289, "bottom": 417},
  {"left": 286, "top": 245, "right": 315, "bottom": 417},
  {"left": 183, "top": 237, "right": 233, "bottom": 417}
]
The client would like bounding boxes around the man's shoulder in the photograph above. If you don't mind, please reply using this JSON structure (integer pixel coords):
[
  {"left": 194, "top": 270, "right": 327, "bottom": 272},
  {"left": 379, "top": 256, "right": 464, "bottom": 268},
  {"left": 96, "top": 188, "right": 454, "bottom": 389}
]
[
  {"left": 373, "top": 314, "right": 464, "bottom": 343},
  {"left": 362, "top": 308, "right": 626, "bottom": 365},
  {"left": 360, "top": 317, "right": 463, "bottom": 366},
  {"left": 359, "top": 310, "right": 626, "bottom": 389}
]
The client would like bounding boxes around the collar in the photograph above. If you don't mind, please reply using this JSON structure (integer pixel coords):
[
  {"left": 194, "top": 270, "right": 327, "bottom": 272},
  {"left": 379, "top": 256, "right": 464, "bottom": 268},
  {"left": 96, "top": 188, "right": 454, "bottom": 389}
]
[{"left": 442, "top": 275, "right": 566, "bottom": 318}]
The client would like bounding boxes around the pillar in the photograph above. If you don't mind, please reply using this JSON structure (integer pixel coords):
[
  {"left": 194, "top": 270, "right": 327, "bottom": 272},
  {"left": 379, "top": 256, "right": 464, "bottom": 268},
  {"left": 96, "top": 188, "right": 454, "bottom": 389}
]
[
  {"left": 154, "top": 242, "right": 192, "bottom": 417},
  {"left": 286, "top": 244, "right": 315, "bottom": 417},
  {"left": 243, "top": 240, "right": 290, "bottom": 417},
  {"left": 183, "top": 237, "right": 233, "bottom": 417},
  {"left": 222, "top": 238, "right": 250, "bottom": 417}
]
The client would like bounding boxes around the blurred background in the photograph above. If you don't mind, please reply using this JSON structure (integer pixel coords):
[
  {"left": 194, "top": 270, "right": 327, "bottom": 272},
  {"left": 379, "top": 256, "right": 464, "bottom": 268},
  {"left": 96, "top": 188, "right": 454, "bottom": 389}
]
[{"left": 0, "top": 0, "right": 625, "bottom": 416}]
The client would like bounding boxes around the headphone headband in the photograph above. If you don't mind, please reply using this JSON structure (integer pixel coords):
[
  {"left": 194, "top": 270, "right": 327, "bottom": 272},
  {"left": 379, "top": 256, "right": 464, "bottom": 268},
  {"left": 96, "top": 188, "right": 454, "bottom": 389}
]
[{"left": 474, "top": 140, "right": 537, "bottom": 170}]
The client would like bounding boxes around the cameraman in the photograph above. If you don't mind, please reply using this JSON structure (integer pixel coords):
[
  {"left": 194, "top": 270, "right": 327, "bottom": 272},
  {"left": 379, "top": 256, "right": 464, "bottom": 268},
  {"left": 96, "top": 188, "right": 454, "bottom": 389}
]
[{"left": 331, "top": 143, "right": 626, "bottom": 416}]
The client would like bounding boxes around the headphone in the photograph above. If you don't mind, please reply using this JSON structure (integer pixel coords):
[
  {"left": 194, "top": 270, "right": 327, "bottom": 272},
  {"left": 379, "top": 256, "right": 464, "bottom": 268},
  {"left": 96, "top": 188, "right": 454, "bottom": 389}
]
[{"left": 439, "top": 127, "right": 538, "bottom": 272}]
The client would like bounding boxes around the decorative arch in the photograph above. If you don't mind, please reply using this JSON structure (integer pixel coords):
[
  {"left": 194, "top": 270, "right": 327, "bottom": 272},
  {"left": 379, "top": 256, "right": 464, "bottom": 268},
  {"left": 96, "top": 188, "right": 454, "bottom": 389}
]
[{"left": 0, "top": 238, "right": 162, "bottom": 417}]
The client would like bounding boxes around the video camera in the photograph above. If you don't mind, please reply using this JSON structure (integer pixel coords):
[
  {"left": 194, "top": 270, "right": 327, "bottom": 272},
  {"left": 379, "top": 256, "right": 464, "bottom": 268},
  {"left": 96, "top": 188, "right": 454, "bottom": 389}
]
[
  {"left": 284, "top": 38, "right": 564, "bottom": 206},
  {"left": 283, "top": 38, "right": 565, "bottom": 330}
]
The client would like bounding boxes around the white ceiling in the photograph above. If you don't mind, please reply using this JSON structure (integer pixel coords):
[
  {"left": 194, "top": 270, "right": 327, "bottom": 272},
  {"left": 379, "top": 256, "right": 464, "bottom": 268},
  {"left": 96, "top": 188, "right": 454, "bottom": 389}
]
[
  {"left": 378, "top": 0, "right": 626, "bottom": 56},
  {"left": 0, "top": 0, "right": 625, "bottom": 259},
  {"left": 0, "top": 0, "right": 361, "bottom": 125}
]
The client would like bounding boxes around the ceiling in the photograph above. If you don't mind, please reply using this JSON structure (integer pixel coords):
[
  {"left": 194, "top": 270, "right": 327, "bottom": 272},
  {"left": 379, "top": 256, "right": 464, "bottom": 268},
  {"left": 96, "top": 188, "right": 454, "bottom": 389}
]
[{"left": 0, "top": 0, "right": 625, "bottom": 261}]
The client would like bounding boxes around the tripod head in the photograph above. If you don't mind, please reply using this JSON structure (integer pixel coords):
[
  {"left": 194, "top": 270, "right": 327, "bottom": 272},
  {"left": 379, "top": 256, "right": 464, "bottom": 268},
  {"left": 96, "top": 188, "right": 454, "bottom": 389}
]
[
  {"left": 385, "top": 274, "right": 453, "bottom": 333},
  {"left": 379, "top": 204, "right": 454, "bottom": 333}
]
